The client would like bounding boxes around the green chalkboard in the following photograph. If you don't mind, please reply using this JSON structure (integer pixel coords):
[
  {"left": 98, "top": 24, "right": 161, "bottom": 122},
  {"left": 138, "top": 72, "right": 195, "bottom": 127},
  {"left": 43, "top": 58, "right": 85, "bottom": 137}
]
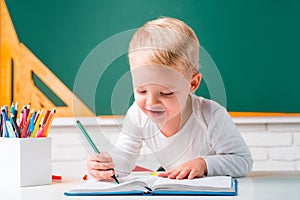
[{"left": 6, "top": 0, "right": 300, "bottom": 115}]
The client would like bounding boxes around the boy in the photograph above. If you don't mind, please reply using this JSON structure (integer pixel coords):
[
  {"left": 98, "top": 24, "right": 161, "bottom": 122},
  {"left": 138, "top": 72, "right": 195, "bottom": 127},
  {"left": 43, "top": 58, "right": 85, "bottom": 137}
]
[{"left": 87, "top": 17, "right": 253, "bottom": 180}]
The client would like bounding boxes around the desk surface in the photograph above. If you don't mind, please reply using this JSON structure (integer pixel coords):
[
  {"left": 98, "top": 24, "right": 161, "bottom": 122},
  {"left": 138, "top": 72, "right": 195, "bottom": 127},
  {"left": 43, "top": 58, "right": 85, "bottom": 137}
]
[{"left": 1, "top": 171, "right": 300, "bottom": 200}]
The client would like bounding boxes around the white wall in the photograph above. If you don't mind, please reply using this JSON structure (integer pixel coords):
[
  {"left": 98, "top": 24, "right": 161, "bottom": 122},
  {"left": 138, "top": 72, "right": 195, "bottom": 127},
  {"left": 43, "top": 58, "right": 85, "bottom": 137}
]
[
  {"left": 235, "top": 117, "right": 300, "bottom": 171},
  {"left": 50, "top": 117, "right": 300, "bottom": 178}
]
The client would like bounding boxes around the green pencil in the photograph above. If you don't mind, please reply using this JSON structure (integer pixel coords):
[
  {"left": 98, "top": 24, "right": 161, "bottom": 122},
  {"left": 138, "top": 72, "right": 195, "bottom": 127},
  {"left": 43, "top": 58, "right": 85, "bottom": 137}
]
[{"left": 76, "top": 120, "right": 119, "bottom": 184}]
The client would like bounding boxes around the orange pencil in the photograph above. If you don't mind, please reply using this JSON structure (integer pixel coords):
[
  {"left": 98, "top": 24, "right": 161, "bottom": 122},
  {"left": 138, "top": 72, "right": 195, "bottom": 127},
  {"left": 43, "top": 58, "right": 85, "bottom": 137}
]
[
  {"left": 41, "top": 110, "right": 50, "bottom": 126},
  {"left": 39, "top": 109, "right": 56, "bottom": 137}
]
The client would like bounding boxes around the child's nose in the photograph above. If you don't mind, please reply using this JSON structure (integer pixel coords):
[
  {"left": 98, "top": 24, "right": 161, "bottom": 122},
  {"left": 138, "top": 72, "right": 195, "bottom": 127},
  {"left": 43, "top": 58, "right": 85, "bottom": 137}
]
[{"left": 146, "top": 94, "right": 158, "bottom": 106}]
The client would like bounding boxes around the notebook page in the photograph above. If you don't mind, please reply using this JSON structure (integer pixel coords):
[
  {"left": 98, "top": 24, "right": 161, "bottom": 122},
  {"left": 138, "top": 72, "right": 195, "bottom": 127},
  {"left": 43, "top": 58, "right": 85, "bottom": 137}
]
[
  {"left": 69, "top": 176, "right": 145, "bottom": 192},
  {"left": 68, "top": 175, "right": 158, "bottom": 193},
  {"left": 152, "top": 176, "right": 232, "bottom": 191}
]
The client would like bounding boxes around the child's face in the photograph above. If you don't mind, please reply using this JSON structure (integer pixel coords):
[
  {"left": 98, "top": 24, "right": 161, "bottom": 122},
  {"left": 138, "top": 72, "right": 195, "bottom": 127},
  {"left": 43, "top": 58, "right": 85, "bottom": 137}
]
[{"left": 131, "top": 65, "right": 192, "bottom": 126}]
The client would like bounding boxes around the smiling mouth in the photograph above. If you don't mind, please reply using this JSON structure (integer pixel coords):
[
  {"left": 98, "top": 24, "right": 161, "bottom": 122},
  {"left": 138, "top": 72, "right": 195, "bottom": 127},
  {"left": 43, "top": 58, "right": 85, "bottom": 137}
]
[{"left": 147, "top": 110, "right": 165, "bottom": 118}]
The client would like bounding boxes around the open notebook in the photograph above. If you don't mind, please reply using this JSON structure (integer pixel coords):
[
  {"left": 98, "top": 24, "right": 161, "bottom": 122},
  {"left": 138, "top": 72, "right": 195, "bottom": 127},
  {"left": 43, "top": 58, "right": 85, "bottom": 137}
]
[{"left": 64, "top": 175, "right": 237, "bottom": 196}]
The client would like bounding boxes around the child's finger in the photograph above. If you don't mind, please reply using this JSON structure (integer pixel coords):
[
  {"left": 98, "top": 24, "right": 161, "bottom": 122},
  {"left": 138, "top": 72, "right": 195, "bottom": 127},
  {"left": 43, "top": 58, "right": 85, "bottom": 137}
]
[
  {"left": 89, "top": 169, "right": 114, "bottom": 181},
  {"left": 95, "top": 152, "right": 112, "bottom": 162},
  {"left": 97, "top": 162, "right": 115, "bottom": 170},
  {"left": 157, "top": 173, "right": 168, "bottom": 178},
  {"left": 175, "top": 169, "right": 190, "bottom": 180},
  {"left": 89, "top": 152, "right": 112, "bottom": 162},
  {"left": 187, "top": 169, "right": 201, "bottom": 179},
  {"left": 88, "top": 160, "right": 113, "bottom": 170},
  {"left": 158, "top": 170, "right": 174, "bottom": 177},
  {"left": 168, "top": 170, "right": 181, "bottom": 179},
  {"left": 96, "top": 169, "right": 115, "bottom": 180},
  {"left": 87, "top": 154, "right": 97, "bottom": 161}
]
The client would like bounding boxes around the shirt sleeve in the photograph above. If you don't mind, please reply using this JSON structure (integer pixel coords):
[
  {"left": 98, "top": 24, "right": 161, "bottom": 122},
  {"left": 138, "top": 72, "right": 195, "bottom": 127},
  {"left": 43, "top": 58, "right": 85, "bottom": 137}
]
[
  {"left": 110, "top": 103, "right": 144, "bottom": 177},
  {"left": 203, "top": 106, "right": 253, "bottom": 177}
]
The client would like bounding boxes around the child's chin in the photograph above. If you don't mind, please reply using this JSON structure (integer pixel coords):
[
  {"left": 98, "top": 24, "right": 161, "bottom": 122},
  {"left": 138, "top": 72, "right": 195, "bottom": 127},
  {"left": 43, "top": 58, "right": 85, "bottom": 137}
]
[
  {"left": 147, "top": 114, "right": 166, "bottom": 124},
  {"left": 151, "top": 118, "right": 167, "bottom": 127}
]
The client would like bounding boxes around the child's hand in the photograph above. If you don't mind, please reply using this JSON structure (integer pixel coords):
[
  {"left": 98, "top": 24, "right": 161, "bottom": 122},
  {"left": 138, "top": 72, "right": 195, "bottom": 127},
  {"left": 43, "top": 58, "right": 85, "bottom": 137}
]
[
  {"left": 158, "top": 158, "right": 207, "bottom": 180},
  {"left": 87, "top": 152, "right": 116, "bottom": 181}
]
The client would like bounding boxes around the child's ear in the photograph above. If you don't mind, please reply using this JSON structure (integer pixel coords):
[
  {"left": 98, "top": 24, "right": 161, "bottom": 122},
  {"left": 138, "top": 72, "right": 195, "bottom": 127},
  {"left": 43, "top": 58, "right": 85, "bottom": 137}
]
[{"left": 190, "top": 73, "right": 202, "bottom": 93}]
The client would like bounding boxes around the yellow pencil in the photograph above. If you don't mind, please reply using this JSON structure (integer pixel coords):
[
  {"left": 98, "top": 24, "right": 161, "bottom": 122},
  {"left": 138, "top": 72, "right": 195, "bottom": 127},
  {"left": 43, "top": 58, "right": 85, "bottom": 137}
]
[
  {"left": 150, "top": 172, "right": 159, "bottom": 176},
  {"left": 31, "top": 110, "right": 43, "bottom": 137}
]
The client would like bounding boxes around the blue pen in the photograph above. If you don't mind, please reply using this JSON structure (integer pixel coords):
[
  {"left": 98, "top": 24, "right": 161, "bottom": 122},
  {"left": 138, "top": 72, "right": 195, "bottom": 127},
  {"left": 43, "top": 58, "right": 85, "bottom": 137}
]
[
  {"left": 1, "top": 108, "right": 10, "bottom": 137},
  {"left": 14, "top": 102, "right": 19, "bottom": 121},
  {"left": 26, "top": 111, "right": 36, "bottom": 137},
  {"left": 6, "top": 121, "right": 16, "bottom": 138},
  {"left": 10, "top": 102, "right": 15, "bottom": 123},
  {"left": 3, "top": 105, "right": 8, "bottom": 114},
  {"left": 0, "top": 113, "right": 3, "bottom": 137},
  {"left": 11, "top": 114, "right": 20, "bottom": 138},
  {"left": 10, "top": 102, "right": 18, "bottom": 123},
  {"left": 9, "top": 102, "right": 20, "bottom": 137}
]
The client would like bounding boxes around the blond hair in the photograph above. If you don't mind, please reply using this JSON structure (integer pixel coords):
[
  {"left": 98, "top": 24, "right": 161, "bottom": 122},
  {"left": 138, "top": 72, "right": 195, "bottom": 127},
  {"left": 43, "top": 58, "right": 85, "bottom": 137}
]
[{"left": 128, "top": 17, "right": 200, "bottom": 78}]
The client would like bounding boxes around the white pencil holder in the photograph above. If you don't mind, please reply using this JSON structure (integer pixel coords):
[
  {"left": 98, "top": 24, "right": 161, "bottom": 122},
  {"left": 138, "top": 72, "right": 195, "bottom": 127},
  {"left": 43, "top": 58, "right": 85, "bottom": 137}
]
[{"left": 0, "top": 137, "right": 52, "bottom": 187}]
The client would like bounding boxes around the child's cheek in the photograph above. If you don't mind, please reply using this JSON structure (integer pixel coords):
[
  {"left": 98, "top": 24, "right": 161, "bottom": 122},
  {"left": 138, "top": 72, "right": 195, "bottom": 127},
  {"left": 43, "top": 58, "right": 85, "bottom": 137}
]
[{"left": 135, "top": 95, "right": 146, "bottom": 112}]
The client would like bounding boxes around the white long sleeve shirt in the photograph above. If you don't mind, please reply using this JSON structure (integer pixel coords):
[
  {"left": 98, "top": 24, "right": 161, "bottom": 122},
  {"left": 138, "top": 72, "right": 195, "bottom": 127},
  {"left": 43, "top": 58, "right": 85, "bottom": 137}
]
[{"left": 111, "top": 94, "right": 253, "bottom": 177}]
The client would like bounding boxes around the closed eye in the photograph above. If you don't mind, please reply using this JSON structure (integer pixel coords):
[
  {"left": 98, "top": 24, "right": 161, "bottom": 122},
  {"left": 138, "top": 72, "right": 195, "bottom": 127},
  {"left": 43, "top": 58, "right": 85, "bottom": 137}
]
[
  {"left": 160, "top": 92, "right": 174, "bottom": 97},
  {"left": 136, "top": 90, "right": 146, "bottom": 94}
]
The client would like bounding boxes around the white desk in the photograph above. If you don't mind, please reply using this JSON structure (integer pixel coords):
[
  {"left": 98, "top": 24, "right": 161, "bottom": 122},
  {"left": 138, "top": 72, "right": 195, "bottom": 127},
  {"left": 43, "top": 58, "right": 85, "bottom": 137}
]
[{"left": 1, "top": 171, "right": 299, "bottom": 200}]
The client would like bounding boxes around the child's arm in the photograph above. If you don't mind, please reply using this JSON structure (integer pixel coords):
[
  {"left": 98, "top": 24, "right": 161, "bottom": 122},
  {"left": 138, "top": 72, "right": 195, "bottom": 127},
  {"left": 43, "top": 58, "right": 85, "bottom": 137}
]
[
  {"left": 161, "top": 105, "right": 253, "bottom": 179},
  {"left": 108, "top": 103, "right": 144, "bottom": 177},
  {"left": 201, "top": 107, "right": 253, "bottom": 177}
]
